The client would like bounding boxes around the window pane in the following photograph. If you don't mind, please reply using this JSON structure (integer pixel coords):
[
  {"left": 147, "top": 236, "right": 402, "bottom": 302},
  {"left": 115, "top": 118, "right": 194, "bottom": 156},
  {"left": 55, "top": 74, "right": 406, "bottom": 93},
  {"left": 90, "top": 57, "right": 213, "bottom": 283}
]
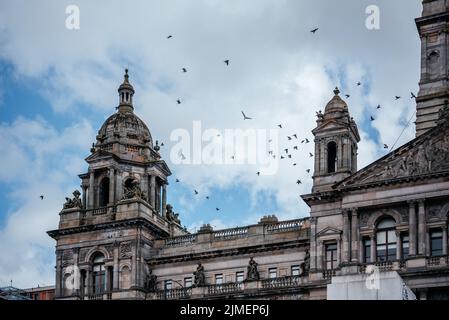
[
  {"left": 377, "top": 231, "right": 386, "bottom": 244},
  {"left": 236, "top": 272, "right": 244, "bottom": 283},
  {"left": 269, "top": 268, "right": 277, "bottom": 279},
  {"left": 291, "top": 266, "right": 300, "bottom": 276},
  {"left": 387, "top": 230, "right": 397, "bottom": 243}
]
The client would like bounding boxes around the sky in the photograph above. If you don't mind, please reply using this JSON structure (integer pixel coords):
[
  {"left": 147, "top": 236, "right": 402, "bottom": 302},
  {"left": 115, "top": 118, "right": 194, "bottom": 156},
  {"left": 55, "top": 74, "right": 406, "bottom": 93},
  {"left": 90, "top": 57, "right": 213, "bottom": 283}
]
[{"left": 0, "top": 0, "right": 422, "bottom": 288}]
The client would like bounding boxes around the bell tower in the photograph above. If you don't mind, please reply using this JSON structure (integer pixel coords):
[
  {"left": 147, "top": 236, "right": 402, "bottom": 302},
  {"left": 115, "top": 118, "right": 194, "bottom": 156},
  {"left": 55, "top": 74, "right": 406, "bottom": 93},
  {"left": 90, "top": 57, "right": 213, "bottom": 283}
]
[
  {"left": 48, "top": 70, "right": 187, "bottom": 300},
  {"left": 415, "top": 0, "right": 449, "bottom": 136},
  {"left": 312, "top": 87, "right": 360, "bottom": 193}
]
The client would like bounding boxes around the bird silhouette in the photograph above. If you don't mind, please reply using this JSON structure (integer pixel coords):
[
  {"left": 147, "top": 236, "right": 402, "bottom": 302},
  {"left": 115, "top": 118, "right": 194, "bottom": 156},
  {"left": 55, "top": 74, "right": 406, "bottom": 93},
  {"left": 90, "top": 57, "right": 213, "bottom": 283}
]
[
  {"left": 40, "top": 195, "right": 44, "bottom": 200},
  {"left": 345, "top": 94, "right": 351, "bottom": 98},
  {"left": 309, "top": 153, "right": 313, "bottom": 157},
  {"left": 310, "top": 28, "right": 319, "bottom": 34},
  {"left": 293, "top": 163, "right": 297, "bottom": 166},
  {"left": 216, "top": 208, "right": 220, "bottom": 211},
  {"left": 395, "top": 96, "right": 401, "bottom": 100},
  {"left": 357, "top": 82, "right": 361, "bottom": 86},
  {"left": 370, "top": 116, "right": 375, "bottom": 121},
  {"left": 241, "top": 111, "right": 252, "bottom": 120},
  {"left": 278, "top": 124, "right": 282, "bottom": 128},
  {"left": 296, "top": 180, "right": 302, "bottom": 184},
  {"left": 411, "top": 92, "right": 417, "bottom": 99},
  {"left": 224, "top": 60, "right": 230, "bottom": 66},
  {"left": 175, "top": 179, "right": 180, "bottom": 183},
  {"left": 281, "top": 156, "right": 285, "bottom": 159},
  {"left": 177, "top": 99, "right": 181, "bottom": 104},
  {"left": 293, "top": 134, "right": 298, "bottom": 139},
  {"left": 288, "top": 155, "right": 292, "bottom": 158},
  {"left": 305, "top": 138, "right": 310, "bottom": 143},
  {"left": 287, "top": 136, "right": 292, "bottom": 140},
  {"left": 178, "top": 149, "right": 186, "bottom": 160},
  {"left": 306, "top": 169, "right": 311, "bottom": 173},
  {"left": 182, "top": 68, "right": 187, "bottom": 73},
  {"left": 284, "top": 148, "right": 288, "bottom": 154},
  {"left": 377, "top": 104, "right": 381, "bottom": 109},
  {"left": 206, "top": 196, "right": 210, "bottom": 200},
  {"left": 293, "top": 146, "right": 298, "bottom": 150},
  {"left": 194, "top": 190, "right": 198, "bottom": 195},
  {"left": 256, "top": 172, "right": 260, "bottom": 176},
  {"left": 167, "top": 35, "right": 172, "bottom": 39},
  {"left": 383, "top": 144, "right": 389, "bottom": 149}
]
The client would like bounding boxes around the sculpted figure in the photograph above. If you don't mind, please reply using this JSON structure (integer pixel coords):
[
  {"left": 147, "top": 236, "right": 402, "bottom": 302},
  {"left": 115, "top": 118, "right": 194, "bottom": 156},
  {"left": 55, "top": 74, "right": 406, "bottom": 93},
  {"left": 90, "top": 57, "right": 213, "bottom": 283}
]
[
  {"left": 145, "top": 269, "right": 157, "bottom": 292},
  {"left": 193, "top": 263, "right": 205, "bottom": 287},
  {"left": 63, "top": 190, "right": 83, "bottom": 209},
  {"left": 246, "top": 257, "right": 260, "bottom": 281}
]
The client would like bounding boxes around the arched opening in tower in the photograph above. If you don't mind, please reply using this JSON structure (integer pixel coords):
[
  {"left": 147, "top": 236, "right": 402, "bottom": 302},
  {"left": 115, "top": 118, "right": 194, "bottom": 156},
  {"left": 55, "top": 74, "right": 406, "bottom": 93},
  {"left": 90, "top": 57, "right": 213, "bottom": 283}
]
[
  {"left": 99, "top": 177, "right": 110, "bottom": 207},
  {"left": 327, "top": 141, "right": 337, "bottom": 173}
]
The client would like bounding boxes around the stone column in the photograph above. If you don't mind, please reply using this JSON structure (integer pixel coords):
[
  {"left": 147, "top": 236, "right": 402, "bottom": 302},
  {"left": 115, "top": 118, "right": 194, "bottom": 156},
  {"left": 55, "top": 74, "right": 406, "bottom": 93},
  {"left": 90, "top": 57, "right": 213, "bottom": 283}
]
[
  {"left": 88, "top": 171, "right": 95, "bottom": 209},
  {"left": 55, "top": 250, "right": 62, "bottom": 297},
  {"left": 150, "top": 175, "right": 156, "bottom": 209},
  {"left": 162, "top": 184, "right": 167, "bottom": 217},
  {"left": 351, "top": 208, "right": 359, "bottom": 262},
  {"left": 418, "top": 200, "right": 426, "bottom": 255},
  {"left": 443, "top": 226, "right": 448, "bottom": 256},
  {"left": 396, "top": 231, "right": 402, "bottom": 260},
  {"left": 316, "top": 240, "right": 323, "bottom": 270},
  {"left": 141, "top": 173, "right": 148, "bottom": 203},
  {"left": 82, "top": 186, "right": 87, "bottom": 208},
  {"left": 310, "top": 217, "right": 317, "bottom": 270},
  {"left": 408, "top": 201, "right": 417, "bottom": 256},
  {"left": 342, "top": 210, "right": 350, "bottom": 263},
  {"left": 116, "top": 170, "right": 123, "bottom": 202},
  {"left": 370, "top": 234, "right": 376, "bottom": 263},
  {"left": 109, "top": 169, "right": 115, "bottom": 205},
  {"left": 113, "top": 244, "right": 119, "bottom": 290},
  {"left": 337, "top": 139, "right": 343, "bottom": 171}
]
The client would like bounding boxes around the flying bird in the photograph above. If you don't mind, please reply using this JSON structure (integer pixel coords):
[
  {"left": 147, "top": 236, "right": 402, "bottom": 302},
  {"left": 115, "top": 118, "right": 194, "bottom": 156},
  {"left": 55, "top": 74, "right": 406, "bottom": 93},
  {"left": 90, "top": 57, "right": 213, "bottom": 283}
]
[
  {"left": 293, "top": 134, "right": 298, "bottom": 139},
  {"left": 377, "top": 104, "right": 381, "bottom": 109},
  {"left": 288, "top": 155, "right": 292, "bottom": 158},
  {"left": 216, "top": 208, "right": 220, "bottom": 211},
  {"left": 383, "top": 144, "right": 389, "bottom": 149},
  {"left": 411, "top": 92, "right": 417, "bottom": 99},
  {"left": 309, "top": 153, "right": 313, "bottom": 157},
  {"left": 177, "top": 99, "right": 181, "bottom": 104},
  {"left": 284, "top": 148, "right": 289, "bottom": 154},
  {"left": 293, "top": 146, "right": 298, "bottom": 150},
  {"left": 345, "top": 94, "right": 351, "bottom": 98},
  {"left": 206, "top": 196, "right": 210, "bottom": 200},
  {"left": 175, "top": 179, "right": 180, "bottom": 183},
  {"left": 357, "top": 82, "right": 362, "bottom": 86},
  {"left": 278, "top": 124, "right": 282, "bottom": 128},
  {"left": 293, "top": 163, "right": 297, "bottom": 166},
  {"left": 241, "top": 111, "right": 252, "bottom": 120},
  {"left": 182, "top": 68, "right": 187, "bottom": 73},
  {"left": 281, "top": 156, "right": 285, "bottom": 159},
  {"left": 178, "top": 149, "right": 186, "bottom": 160},
  {"left": 287, "top": 136, "right": 292, "bottom": 140},
  {"left": 256, "top": 172, "right": 260, "bottom": 176},
  {"left": 167, "top": 35, "right": 172, "bottom": 39},
  {"left": 310, "top": 28, "right": 319, "bottom": 34},
  {"left": 395, "top": 96, "right": 401, "bottom": 100},
  {"left": 40, "top": 195, "right": 44, "bottom": 200},
  {"left": 224, "top": 60, "right": 230, "bottom": 66},
  {"left": 370, "top": 116, "right": 375, "bottom": 121},
  {"left": 194, "top": 190, "right": 198, "bottom": 195},
  {"left": 296, "top": 180, "right": 302, "bottom": 184},
  {"left": 306, "top": 169, "right": 311, "bottom": 173},
  {"left": 305, "top": 138, "right": 310, "bottom": 143}
]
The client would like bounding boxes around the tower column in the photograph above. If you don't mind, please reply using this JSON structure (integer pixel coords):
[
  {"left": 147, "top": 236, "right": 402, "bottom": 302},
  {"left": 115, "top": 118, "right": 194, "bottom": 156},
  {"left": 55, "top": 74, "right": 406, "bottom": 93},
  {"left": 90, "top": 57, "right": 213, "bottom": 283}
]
[
  {"left": 342, "top": 210, "right": 350, "bottom": 263},
  {"left": 408, "top": 201, "right": 417, "bottom": 256},
  {"left": 150, "top": 175, "right": 156, "bottom": 209},
  {"left": 88, "top": 171, "right": 95, "bottom": 209},
  {"left": 113, "top": 244, "right": 119, "bottom": 290},
  {"left": 162, "top": 184, "right": 167, "bottom": 217},
  {"left": 370, "top": 234, "right": 376, "bottom": 263},
  {"left": 109, "top": 169, "right": 115, "bottom": 205},
  {"left": 418, "top": 200, "right": 426, "bottom": 255},
  {"left": 351, "top": 208, "right": 359, "bottom": 262}
]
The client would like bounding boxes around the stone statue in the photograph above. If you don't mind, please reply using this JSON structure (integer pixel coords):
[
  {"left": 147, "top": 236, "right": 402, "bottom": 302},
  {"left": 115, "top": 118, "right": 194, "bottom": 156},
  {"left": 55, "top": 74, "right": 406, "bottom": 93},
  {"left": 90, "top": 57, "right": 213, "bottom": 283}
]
[
  {"left": 122, "top": 179, "right": 147, "bottom": 201},
  {"left": 193, "top": 263, "right": 205, "bottom": 287},
  {"left": 246, "top": 257, "right": 260, "bottom": 281},
  {"left": 166, "top": 204, "right": 181, "bottom": 225},
  {"left": 300, "top": 249, "right": 310, "bottom": 275},
  {"left": 145, "top": 269, "right": 157, "bottom": 292},
  {"left": 63, "top": 190, "right": 83, "bottom": 209}
]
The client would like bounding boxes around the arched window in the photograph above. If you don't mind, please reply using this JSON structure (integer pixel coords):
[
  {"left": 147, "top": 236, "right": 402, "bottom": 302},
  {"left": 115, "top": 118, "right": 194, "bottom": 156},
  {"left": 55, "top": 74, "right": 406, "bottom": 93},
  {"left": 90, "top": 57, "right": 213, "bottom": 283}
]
[
  {"left": 376, "top": 217, "right": 396, "bottom": 262},
  {"left": 92, "top": 253, "right": 106, "bottom": 294},
  {"left": 99, "top": 177, "right": 110, "bottom": 207},
  {"left": 327, "top": 141, "right": 337, "bottom": 173}
]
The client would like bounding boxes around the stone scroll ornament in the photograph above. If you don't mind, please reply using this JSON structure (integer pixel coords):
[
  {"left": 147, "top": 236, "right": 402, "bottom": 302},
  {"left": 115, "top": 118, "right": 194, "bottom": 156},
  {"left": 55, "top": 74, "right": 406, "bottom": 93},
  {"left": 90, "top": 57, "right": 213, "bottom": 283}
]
[
  {"left": 63, "top": 190, "right": 83, "bottom": 209},
  {"left": 246, "top": 257, "right": 260, "bottom": 281},
  {"left": 193, "top": 263, "right": 206, "bottom": 287}
]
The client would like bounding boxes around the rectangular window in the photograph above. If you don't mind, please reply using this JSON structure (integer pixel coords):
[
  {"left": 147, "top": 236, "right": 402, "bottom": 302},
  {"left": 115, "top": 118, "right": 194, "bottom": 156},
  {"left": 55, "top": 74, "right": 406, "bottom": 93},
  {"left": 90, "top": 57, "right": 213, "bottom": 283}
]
[
  {"left": 164, "top": 280, "right": 172, "bottom": 290},
  {"left": 291, "top": 265, "right": 300, "bottom": 276},
  {"left": 363, "top": 238, "right": 371, "bottom": 263},
  {"left": 325, "top": 243, "right": 338, "bottom": 270},
  {"left": 269, "top": 268, "right": 277, "bottom": 279},
  {"left": 401, "top": 234, "right": 409, "bottom": 259},
  {"left": 215, "top": 274, "right": 223, "bottom": 285},
  {"left": 184, "top": 277, "right": 192, "bottom": 288},
  {"left": 236, "top": 271, "right": 244, "bottom": 283},
  {"left": 431, "top": 230, "right": 443, "bottom": 256}
]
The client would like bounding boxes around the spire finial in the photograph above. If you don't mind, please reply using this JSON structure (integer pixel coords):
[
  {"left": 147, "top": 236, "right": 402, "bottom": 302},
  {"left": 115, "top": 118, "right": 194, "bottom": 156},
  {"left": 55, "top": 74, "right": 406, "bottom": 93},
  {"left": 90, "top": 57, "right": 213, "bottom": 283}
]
[
  {"left": 333, "top": 87, "right": 340, "bottom": 96},
  {"left": 124, "top": 69, "right": 129, "bottom": 82}
]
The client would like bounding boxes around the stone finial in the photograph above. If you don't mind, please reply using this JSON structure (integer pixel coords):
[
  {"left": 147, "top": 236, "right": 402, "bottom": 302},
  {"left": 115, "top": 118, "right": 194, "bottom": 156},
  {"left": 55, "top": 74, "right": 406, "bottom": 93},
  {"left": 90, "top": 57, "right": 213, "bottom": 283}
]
[
  {"left": 154, "top": 140, "right": 160, "bottom": 152},
  {"left": 333, "top": 87, "right": 340, "bottom": 96}
]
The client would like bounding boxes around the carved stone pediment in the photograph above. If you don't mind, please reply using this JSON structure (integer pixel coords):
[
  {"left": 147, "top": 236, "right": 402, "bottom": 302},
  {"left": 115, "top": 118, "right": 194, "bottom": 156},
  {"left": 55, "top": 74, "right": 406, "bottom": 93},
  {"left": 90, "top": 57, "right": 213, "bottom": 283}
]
[
  {"left": 337, "top": 124, "right": 449, "bottom": 188},
  {"left": 316, "top": 226, "right": 342, "bottom": 238}
]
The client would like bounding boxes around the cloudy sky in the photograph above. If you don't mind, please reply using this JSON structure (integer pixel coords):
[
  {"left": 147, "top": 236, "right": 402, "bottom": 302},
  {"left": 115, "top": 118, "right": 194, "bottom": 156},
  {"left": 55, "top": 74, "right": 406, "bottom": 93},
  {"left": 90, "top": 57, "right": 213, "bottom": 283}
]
[{"left": 0, "top": 0, "right": 422, "bottom": 288}]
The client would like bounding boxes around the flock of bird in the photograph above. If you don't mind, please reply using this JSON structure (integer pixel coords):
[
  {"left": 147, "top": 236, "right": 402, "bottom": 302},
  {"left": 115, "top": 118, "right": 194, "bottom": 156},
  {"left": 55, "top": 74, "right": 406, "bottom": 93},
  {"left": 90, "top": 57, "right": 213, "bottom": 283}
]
[{"left": 38, "top": 28, "right": 418, "bottom": 223}]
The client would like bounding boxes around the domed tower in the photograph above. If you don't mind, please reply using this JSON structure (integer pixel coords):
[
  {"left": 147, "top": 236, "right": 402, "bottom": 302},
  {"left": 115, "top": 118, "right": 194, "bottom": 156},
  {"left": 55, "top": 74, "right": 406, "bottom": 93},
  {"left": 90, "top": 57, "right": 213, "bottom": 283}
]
[
  {"left": 48, "top": 70, "right": 186, "bottom": 300},
  {"left": 312, "top": 87, "right": 360, "bottom": 193}
]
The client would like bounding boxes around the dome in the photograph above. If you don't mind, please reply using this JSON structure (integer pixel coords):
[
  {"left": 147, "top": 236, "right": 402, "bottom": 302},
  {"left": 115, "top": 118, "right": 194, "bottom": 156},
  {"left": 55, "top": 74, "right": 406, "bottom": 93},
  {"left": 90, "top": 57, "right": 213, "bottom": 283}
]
[
  {"left": 324, "top": 87, "right": 348, "bottom": 114},
  {"left": 96, "top": 111, "right": 153, "bottom": 148}
]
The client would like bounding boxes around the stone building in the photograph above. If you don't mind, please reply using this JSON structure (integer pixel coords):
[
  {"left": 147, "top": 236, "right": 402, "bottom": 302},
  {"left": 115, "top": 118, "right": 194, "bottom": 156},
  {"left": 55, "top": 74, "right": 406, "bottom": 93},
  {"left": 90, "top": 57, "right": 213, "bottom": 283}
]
[{"left": 48, "top": 0, "right": 449, "bottom": 300}]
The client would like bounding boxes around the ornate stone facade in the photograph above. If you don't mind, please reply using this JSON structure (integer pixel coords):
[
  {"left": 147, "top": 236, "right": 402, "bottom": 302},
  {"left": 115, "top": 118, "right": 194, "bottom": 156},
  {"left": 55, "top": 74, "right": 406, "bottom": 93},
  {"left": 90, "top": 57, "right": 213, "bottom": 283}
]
[{"left": 48, "top": 1, "right": 449, "bottom": 300}]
